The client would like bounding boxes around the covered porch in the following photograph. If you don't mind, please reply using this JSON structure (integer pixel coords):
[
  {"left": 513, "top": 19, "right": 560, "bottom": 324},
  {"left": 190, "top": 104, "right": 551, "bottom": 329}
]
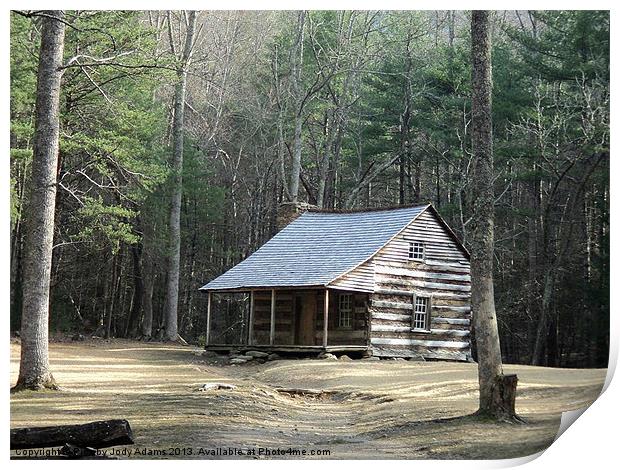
[{"left": 203, "top": 288, "right": 369, "bottom": 353}]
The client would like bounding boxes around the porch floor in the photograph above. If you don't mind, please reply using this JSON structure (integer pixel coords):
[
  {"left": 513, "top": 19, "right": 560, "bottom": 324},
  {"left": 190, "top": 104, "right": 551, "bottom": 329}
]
[{"left": 205, "top": 344, "right": 369, "bottom": 354}]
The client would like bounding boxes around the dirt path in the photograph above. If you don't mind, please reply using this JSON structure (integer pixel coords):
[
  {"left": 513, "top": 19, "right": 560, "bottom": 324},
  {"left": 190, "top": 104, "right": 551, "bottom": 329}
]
[{"left": 10, "top": 340, "right": 606, "bottom": 459}]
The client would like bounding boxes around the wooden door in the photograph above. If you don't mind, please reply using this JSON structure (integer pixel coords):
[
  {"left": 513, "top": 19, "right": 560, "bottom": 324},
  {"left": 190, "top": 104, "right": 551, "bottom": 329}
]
[{"left": 295, "top": 291, "right": 316, "bottom": 345}]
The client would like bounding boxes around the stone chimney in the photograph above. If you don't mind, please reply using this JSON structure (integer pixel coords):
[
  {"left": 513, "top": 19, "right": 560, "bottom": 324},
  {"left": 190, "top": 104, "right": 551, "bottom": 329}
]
[{"left": 276, "top": 201, "right": 317, "bottom": 231}]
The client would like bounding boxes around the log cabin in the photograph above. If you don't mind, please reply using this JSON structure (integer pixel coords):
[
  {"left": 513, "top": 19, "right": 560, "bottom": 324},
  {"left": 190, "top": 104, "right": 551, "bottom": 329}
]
[{"left": 199, "top": 203, "right": 472, "bottom": 361}]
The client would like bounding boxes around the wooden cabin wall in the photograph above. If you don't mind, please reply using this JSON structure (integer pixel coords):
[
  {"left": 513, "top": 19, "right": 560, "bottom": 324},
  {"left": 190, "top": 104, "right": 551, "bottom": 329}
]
[
  {"left": 274, "top": 291, "right": 295, "bottom": 344},
  {"left": 251, "top": 290, "right": 295, "bottom": 345},
  {"left": 377, "top": 210, "right": 467, "bottom": 263},
  {"left": 368, "top": 210, "right": 472, "bottom": 360},
  {"left": 329, "top": 209, "right": 468, "bottom": 293},
  {"left": 315, "top": 291, "right": 368, "bottom": 346},
  {"left": 370, "top": 262, "right": 471, "bottom": 360},
  {"left": 252, "top": 291, "right": 271, "bottom": 344},
  {"left": 329, "top": 261, "right": 374, "bottom": 292}
]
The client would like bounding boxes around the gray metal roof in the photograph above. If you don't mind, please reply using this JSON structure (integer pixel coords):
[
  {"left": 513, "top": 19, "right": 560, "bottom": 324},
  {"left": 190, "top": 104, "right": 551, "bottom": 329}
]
[{"left": 200, "top": 205, "right": 429, "bottom": 291}]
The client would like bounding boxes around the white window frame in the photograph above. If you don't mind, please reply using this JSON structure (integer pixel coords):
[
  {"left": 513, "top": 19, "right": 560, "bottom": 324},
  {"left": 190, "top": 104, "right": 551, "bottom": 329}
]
[
  {"left": 409, "top": 241, "right": 425, "bottom": 261},
  {"left": 338, "top": 293, "right": 353, "bottom": 328},
  {"left": 411, "top": 294, "right": 431, "bottom": 331}
]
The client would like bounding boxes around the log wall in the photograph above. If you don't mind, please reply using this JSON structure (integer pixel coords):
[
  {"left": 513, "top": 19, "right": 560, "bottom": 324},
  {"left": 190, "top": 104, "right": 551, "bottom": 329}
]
[
  {"left": 370, "top": 261, "right": 471, "bottom": 361},
  {"left": 250, "top": 289, "right": 367, "bottom": 346},
  {"left": 315, "top": 291, "right": 368, "bottom": 346},
  {"left": 329, "top": 261, "right": 375, "bottom": 292},
  {"left": 251, "top": 291, "right": 295, "bottom": 345},
  {"left": 330, "top": 208, "right": 472, "bottom": 361}
]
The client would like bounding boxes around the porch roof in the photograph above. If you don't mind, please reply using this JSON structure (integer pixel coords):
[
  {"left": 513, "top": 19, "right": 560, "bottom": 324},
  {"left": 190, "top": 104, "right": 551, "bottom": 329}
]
[{"left": 200, "top": 204, "right": 428, "bottom": 292}]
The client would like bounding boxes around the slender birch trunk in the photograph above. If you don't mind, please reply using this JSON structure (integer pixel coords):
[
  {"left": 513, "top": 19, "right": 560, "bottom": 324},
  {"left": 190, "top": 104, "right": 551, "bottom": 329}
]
[{"left": 14, "top": 11, "right": 66, "bottom": 391}]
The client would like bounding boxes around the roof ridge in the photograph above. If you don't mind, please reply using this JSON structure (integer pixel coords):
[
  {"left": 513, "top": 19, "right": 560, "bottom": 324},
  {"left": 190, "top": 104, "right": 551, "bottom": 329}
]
[{"left": 306, "top": 203, "right": 430, "bottom": 214}]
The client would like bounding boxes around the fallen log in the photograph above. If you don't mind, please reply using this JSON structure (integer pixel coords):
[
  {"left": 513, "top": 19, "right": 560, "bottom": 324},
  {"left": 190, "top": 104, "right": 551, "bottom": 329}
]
[{"left": 10, "top": 419, "right": 134, "bottom": 450}]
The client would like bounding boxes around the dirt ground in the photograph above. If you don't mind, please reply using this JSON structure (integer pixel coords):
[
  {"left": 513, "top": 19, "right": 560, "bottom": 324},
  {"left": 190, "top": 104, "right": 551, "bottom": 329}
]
[{"left": 10, "top": 340, "right": 606, "bottom": 460}]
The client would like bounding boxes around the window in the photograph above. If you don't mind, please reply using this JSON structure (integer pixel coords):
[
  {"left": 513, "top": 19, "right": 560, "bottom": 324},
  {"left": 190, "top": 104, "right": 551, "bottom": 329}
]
[
  {"left": 409, "top": 241, "right": 425, "bottom": 260},
  {"left": 412, "top": 296, "right": 430, "bottom": 330},
  {"left": 338, "top": 294, "right": 352, "bottom": 328}
]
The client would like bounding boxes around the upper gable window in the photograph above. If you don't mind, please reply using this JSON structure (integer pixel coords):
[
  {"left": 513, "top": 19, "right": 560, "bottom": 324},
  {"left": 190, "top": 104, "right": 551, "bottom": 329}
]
[{"left": 409, "top": 241, "right": 425, "bottom": 260}]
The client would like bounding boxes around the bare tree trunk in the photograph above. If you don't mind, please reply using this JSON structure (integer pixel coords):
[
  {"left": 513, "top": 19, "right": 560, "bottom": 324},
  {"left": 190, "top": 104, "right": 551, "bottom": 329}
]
[
  {"left": 163, "top": 11, "right": 197, "bottom": 342},
  {"left": 105, "top": 253, "right": 121, "bottom": 339},
  {"left": 526, "top": 174, "right": 540, "bottom": 359},
  {"left": 398, "top": 106, "right": 410, "bottom": 205},
  {"left": 470, "top": 10, "right": 519, "bottom": 421},
  {"left": 344, "top": 153, "right": 402, "bottom": 208},
  {"left": 531, "top": 153, "right": 604, "bottom": 365},
  {"left": 532, "top": 267, "right": 554, "bottom": 364},
  {"left": 125, "top": 243, "right": 143, "bottom": 337},
  {"left": 10, "top": 211, "right": 24, "bottom": 330},
  {"left": 13, "top": 11, "right": 66, "bottom": 392},
  {"left": 142, "top": 271, "right": 154, "bottom": 338},
  {"left": 271, "top": 43, "right": 292, "bottom": 203},
  {"left": 288, "top": 11, "right": 306, "bottom": 202},
  {"left": 141, "top": 218, "right": 155, "bottom": 338},
  {"left": 400, "top": 32, "right": 413, "bottom": 205},
  {"left": 325, "top": 117, "right": 346, "bottom": 209},
  {"left": 317, "top": 112, "right": 333, "bottom": 208}
]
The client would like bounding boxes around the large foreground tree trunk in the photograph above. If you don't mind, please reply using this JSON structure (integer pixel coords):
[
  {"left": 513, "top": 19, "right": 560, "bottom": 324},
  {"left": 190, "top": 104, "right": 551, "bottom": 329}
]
[
  {"left": 470, "top": 10, "right": 519, "bottom": 421},
  {"left": 163, "top": 11, "right": 197, "bottom": 341},
  {"left": 13, "top": 11, "right": 66, "bottom": 392}
]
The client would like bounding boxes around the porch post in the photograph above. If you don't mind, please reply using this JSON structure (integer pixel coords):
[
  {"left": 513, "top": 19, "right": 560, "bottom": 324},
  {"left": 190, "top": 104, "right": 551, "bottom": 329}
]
[
  {"left": 205, "top": 291, "right": 212, "bottom": 347},
  {"left": 269, "top": 289, "right": 276, "bottom": 345},
  {"left": 323, "top": 289, "right": 329, "bottom": 348},
  {"left": 248, "top": 290, "right": 255, "bottom": 345}
]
